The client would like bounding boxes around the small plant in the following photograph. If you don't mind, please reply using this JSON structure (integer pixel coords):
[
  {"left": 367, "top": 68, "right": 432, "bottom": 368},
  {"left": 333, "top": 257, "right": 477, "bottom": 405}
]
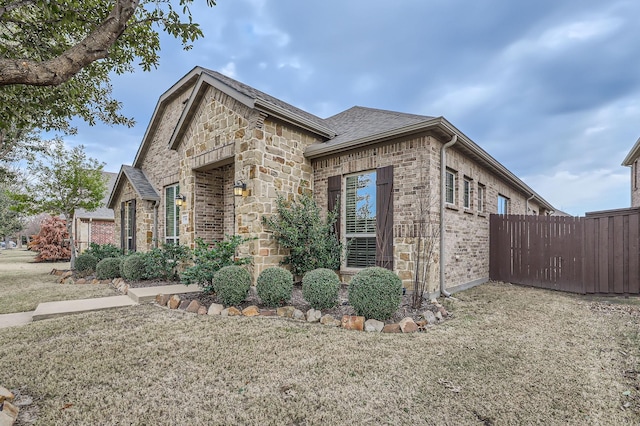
[
  {"left": 85, "top": 243, "right": 121, "bottom": 262},
  {"left": 262, "top": 194, "right": 342, "bottom": 278},
  {"left": 302, "top": 268, "right": 340, "bottom": 310},
  {"left": 348, "top": 267, "right": 402, "bottom": 320},
  {"left": 121, "top": 254, "right": 147, "bottom": 281},
  {"left": 181, "top": 236, "right": 254, "bottom": 291},
  {"left": 212, "top": 265, "right": 251, "bottom": 306},
  {"left": 143, "top": 244, "right": 191, "bottom": 280},
  {"left": 96, "top": 257, "right": 122, "bottom": 280},
  {"left": 74, "top": 253, "right": 98, "bottom": 276},
  {"left": 256, "top": 267, "right": 293, "bottom": 307}
]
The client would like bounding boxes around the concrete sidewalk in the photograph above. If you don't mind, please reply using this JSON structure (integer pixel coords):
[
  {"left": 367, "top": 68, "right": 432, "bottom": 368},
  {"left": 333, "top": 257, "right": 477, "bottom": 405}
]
[{"left": 0, "top": 284, "right": 203, "bottom": 328}]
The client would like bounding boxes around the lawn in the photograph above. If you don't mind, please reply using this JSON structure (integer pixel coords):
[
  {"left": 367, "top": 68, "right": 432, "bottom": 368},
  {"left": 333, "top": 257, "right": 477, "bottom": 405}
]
[
  {"left": 0, "top": 249, "right": 117, "bottom": 314},
  {"left": 0, "top": 253, "right": 638, "bottom": 425}
]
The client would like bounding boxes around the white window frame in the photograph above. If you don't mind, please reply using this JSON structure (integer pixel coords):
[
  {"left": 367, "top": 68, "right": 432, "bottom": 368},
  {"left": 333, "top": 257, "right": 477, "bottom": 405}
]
[
  {"left": 498, "top": 194, "right": 509, "bottom": 215},
  {"left": 165, "top": 184, "right": 180, "bottom": 245},
  {"left": 463, "top": 177, "right": 472, "bottom": 209},
  {"left": 124, "top": 200, "right": 135, "bottom": 253},
  {"left": 344, "top": 171, "right": 377, "bottom": 269},
  {"left": 477, "top": 183, "right": 486, "bottom": 213},
  {"left": 445, "top": 169, "right": 456, "bottom": 205}
]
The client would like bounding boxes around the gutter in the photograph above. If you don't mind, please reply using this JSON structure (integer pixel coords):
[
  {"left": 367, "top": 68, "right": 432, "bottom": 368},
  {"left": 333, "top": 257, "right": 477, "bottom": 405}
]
[
  {"left": 440, "top": 134, "right": 458, "bottom": 298},
  {"left": 526, "top": 194, "right": 535, "bottom": 215}
]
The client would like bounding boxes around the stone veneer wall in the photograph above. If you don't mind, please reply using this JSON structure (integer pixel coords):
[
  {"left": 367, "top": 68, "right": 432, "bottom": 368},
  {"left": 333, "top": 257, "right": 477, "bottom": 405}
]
[
  {"left": 113, "top": 180, "right": 154, "bottom": 252},
  {"left": 632, "top": 159, "right": 640, "bottom": 207},
  {"left": 313, "top": 133, "right": 546, "bottom": 294}
]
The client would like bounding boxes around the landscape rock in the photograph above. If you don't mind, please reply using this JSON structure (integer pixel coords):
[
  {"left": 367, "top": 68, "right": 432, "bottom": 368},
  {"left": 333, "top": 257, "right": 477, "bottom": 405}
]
[
  {"left": 260, "top": 309, "right": 276, "bottom": 316},
  {"left": 276, "top": 306, "right": 296, "bottom": 318},
  {"left": 364, "top": 319, "right": 385, "bottom": 332},
  {"left": 62, "top": 271, "right": 73, "bottom": 279},
  {"left": 0, "top": 401, "right": 18, "bottom": 425},
  {"left": 0, "top": 386, "right": 13, "bottom": 403},
  {"left": 306, "top": 309, "right": 322, "bottom": 323},
  {"left": 91, "top": 279, "right": 100, "bottom": 285},
  {"left": 186, "top": 300, "right": 201, "bottom": 313},
  {"left": 399, "top": 317, "right": 419, "bottom": 333},
  {"left": 382, "top": 323, "right": 402, "bottom": 333},
  {"left": 341, "top": 315, "right": 365, "bottom": 331},
  {"left": 438, "top": 306, "right": 449, "bottom": 318},
  {"left": 415, "top": 319, "right": 427, "bottom": 328},
  {"left": 208, "top": 303, "right": 224, "bottom": 316},
  {"left": 197, "top": 306, "right": 207, "bottom": 315},
  {"left": 155, "top": 293, "right": 170, "bottom": 307},
  {"left": 168, "top": 295, "right": 181, "bottom": 309},
  {"left": 76, "top": 278, "right": 87, "bottom": 285},
  {"left": 242, "top": 306, "right": 260, "bottom": 317},
  {"left": 178, "top": 300, "right": 190, "bottom": 310},
  {"left": 222, "top": 307, "right": 242, "bottom": 316},
  {"left": 320, "top": 314, "right": 339, "bottom": 326},
  {"left": 293, "top": 309, "right": 305, "bottom": 320},
  {"left": 435, "top": 311, "right": 443, "bottom": 321},
  {"left": 422, "top": 311, "right": 437, "bottom": 325}
]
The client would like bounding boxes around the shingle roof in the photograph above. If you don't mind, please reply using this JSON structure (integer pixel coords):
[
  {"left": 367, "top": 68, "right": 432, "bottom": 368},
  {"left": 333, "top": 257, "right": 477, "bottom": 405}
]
[
  {"left": 122, "top": 166, "right": 160, "bottom": 201},
  {"left": 200, "top": 68, "right": 331, "bottom": 134},
  {"left": 75, "top": 172, "right": 118, "bottom": 220},
  {"left": 324, "top": 106, "right": 435, "bottom": 146}
]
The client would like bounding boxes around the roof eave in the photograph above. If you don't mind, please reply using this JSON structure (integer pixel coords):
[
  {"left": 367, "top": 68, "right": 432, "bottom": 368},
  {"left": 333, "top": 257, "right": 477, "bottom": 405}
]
[
  {"left": 622, "top": 136, "right": 640, "bottom": 166},
  {"left": 254, "top": 99, "right": 336, "bottom": 139}
]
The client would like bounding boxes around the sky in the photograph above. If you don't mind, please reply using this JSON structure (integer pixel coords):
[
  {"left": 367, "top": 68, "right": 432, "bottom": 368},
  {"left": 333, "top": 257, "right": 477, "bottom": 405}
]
[{"left": 63, "top": 0, "right": 640, "bottom": 216}]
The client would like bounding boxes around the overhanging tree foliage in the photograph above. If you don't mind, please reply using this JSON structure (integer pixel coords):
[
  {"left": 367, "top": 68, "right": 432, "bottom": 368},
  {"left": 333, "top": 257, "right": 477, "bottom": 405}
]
[
  {"left": 11, "top": 139, "right": 107, "bottom": 268},
  {"left": 0, "top": 0, "right": 216, "bottom": 140}
]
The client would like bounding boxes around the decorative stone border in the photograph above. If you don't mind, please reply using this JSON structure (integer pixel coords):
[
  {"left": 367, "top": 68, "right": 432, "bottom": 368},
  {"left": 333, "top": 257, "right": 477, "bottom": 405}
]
[
  {"left": 153, "top": 293, "right": 449, "bottom": 333},
  {"left": 0, "top": 385, "right": 18, "bottom": 426}
]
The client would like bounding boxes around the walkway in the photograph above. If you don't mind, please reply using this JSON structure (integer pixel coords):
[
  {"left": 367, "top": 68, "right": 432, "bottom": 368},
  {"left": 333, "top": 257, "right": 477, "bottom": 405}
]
[{"left": 0, "top": 284, "right": 202, "bottom": 329}]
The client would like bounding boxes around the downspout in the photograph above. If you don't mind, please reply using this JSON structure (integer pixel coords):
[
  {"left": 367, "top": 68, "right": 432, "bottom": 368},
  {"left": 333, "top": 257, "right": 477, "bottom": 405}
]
[
  {"left": 153, "top": 201, "right": 159, "bottom": 248},
  {"left": 440, "top": 134, "right": 458, "bottom": 297},
  {"left": 526, "top": 194, "right": 535, "bottom": 215}
]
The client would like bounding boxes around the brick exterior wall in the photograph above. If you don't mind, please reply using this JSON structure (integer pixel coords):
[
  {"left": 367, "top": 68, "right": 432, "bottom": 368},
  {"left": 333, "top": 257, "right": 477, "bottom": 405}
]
[
  {"left": 312, "top": 133, "right": 546, "bottom": 293},
  {"left": 75, "top": 219, "right": 115, "bottom": 253}
]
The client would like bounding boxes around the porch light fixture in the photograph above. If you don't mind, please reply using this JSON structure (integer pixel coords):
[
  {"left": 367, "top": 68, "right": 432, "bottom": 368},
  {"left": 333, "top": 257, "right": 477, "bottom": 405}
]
[
  {"left": 175, "top": 193, "right": 186, "bottom": 207},
  {"left": 234, "top": 180, "right": 247, "bottom": 197}
]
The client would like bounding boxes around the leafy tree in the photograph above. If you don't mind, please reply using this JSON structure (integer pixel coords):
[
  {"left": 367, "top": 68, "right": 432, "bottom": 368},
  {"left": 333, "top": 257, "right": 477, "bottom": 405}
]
[
  {"left": 262, "top": 194, "right": 342, "bottom": 278},
  {"left": 0, "top": 0, "right": 216, "bottom": 143},
  {"left": 0, "top": 189, "right": 23, "bottom": 246},
  {"left": 0, "top": 125, "right": 48, "bottom": 184},
  {"left": 11, "top": 139, "right": 107, "bottom": 268}
]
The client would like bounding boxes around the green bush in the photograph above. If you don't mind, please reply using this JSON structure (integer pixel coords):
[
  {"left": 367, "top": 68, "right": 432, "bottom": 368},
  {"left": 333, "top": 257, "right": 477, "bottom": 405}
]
[
  {"left": 144, "top": 244, "right": 191, "bottom": 280},
  {"left": 181, "top": 236, "right": 254, "bottom": 292},
  {"left": 121, "top": 254, "right": 147, "bottom": 281},
  {"left": 302, "top": 268, "right": 340, "bottom": 310},
  {"left": 256, "top": 267, "right": 293, "bottom": 307},
  {"left": 212, "top": 265, "right": 251, "bottom": 306},
  {"left": 74, "top": 253, "right": 98, "bottom": 274},
  {"left": 348, "top": 267, "right": 402, "bottom": 320},
  {"left": 96, "top": 257, "right": 122, "bottom": 280},
  {"left": 262, "top": 194, "right": 342, "bottom": 278},
  {"left": 85, "top": 243, "right": 121, "bottom": 262}
]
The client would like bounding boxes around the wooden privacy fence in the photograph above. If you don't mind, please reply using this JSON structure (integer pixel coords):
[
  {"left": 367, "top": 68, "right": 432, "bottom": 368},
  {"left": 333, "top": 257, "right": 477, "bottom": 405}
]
[{"left": 489, "top": 209, "right": 640, "bottom": 294}]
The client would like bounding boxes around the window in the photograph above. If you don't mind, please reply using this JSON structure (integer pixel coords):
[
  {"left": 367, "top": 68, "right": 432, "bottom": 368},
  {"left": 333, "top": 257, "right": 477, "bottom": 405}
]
[
  {"left": 497, "top": 194, "right": 509, "bottom": 215},
  {"left": 445, "top": 169, "right": 456, "bottom": 204},
  {"left": 463, "top": 177, "right": 472, "bottom": 209},
  {"left": 124, "top": 200, "right": 135, "bottom": 252},
  {"left": 345, "top": 171, "right": 377, "bottom": 268},
  {"left": 165, "top": 184, "right": 180, "bottom": 245},
  {"left": 477, "top": 183, "right": 486, "bottom": 213}
]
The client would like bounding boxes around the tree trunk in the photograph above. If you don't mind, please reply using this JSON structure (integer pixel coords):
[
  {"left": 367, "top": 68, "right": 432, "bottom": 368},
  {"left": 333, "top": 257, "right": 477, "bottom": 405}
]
[{"left": 66, "top": 220, "right": 77, "bottom": 269}]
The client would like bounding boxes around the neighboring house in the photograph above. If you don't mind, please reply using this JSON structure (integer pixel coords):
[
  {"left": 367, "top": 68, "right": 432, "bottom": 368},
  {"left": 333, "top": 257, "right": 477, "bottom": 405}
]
[
  {"left": 74, "top": 171, "right": 118, "bottom": 253},
  {"left": 622, "top": 137, "right": 640, "bottom": 207},
  {"left": 107, "top": 67, "right": 554, "bottom": 296}
]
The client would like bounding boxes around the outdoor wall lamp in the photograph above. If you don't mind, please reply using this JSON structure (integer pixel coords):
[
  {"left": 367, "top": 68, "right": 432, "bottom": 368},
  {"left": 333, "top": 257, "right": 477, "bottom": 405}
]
[
  {"left": 234, "top": 180, "right": 247, "bottom": 197},
  {"left": 175, "top": 193, "right": 186, "bottom": 207}
]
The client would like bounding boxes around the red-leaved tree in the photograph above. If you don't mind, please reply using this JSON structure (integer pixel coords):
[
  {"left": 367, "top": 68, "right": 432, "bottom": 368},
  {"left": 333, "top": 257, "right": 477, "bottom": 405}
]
[{"left": 29, "top": 216, "right": 71, "bottom": 262}]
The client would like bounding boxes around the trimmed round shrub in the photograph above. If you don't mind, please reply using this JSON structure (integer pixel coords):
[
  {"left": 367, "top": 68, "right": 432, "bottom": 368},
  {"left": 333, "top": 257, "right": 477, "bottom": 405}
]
[
  {"left": 256, "top": 267, "right": 293, "bottom": 307},
  {"left": 75, "top": 253, "right": 98, "bottom": 274},
  {"left": 121, "top": 254, "right": 147, "bottom": 281},
  {"left": 96, "top": 257, "right": 122, "bottom": 280},
  {"left": 348, "top": 267, "right": 402, "bottom": 320},
  {"left": 213, "top": 265, "right": 251, "bottom": 306},
  {"left": 302, "top": 268, "right": 340, "bottom": 310}
]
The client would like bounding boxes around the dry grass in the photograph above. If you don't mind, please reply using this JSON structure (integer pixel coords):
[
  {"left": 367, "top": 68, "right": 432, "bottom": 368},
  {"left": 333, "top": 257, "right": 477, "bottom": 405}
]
[
  {"left": 0, "top": 280, "right": 638, "bottom": 425},
  {"left": 0, "top": 249, "right": 117, "bottom": 314}
]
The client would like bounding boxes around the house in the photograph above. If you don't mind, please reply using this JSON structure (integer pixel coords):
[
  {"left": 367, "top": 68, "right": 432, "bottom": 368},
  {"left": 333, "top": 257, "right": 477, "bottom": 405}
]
[
  {"left": 622, "top": 137, "right": 640, "bottom": 207},
  {"left": 74, "top": 171, "right": 118, "bottom": 253},
  {"left": 108, "top": 67, "right": 554, "bottom": 296}
]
